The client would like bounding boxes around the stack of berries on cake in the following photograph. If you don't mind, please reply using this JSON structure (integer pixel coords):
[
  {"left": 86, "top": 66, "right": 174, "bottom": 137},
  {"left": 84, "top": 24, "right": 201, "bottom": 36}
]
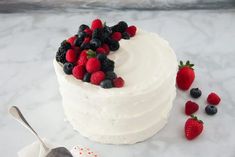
[{"left": 55, "top": 19, "right": 137, "bottom": 89}]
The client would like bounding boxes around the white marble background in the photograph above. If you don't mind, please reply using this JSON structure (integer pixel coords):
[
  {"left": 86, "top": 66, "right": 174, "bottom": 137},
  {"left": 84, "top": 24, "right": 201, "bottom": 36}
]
[{"left": 0, "top": 9, "right": 235, "bottom": 157}]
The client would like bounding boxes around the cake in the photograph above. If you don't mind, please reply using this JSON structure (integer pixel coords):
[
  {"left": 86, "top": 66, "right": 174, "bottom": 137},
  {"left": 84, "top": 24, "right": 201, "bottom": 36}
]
[{"left": 53, "top": 19, "right": 177, "bottom": 144}]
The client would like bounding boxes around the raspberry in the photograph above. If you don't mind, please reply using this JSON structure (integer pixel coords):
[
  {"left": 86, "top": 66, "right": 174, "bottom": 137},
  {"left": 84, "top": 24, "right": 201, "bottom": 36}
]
[
  {"left": 67, "top": 36, "right": 77, "bottom": 46},
  {"left": 91, "top": 19, "right": 103, "bottom": 31},
  {"left": 84, "top": 28, "right": 92, "bottom": 37},
  {"left": 111, "top": 32, "right": 122, "bottom": 41},
  {"left": 77, "top": 55, "right": 88, "bottom": 66},
  {"left": 101, "top": 44, "right": 110, "bottom": 55},
  {"left": 207, "top": 92, "right": 221, "bottom": 105},
  {"left": 113, "top": 77, "right": 124, "bottom": 88},
  {"left": 90, "top": 71, "right": 105, "bottom": 85},
  {"left": 126, "top": 26, "right": 137, "bottom": 37},
  {"left": 72, "top": 65, "right": 85, "bottom": 80},
  {"left": 83, "top": 37, "right": 91, "bottom": 44},
  {"left": 79, "top": 50, "right": 88, "bottom": 58},
  {"left": 66, "top": 49, "right": 77, "bottom": 63},
  {"left": 96, "top": 47, "right": 106, "bottom": 54},
  {"left": 86, "top": 58, "right": 101, "bottom": 73}
]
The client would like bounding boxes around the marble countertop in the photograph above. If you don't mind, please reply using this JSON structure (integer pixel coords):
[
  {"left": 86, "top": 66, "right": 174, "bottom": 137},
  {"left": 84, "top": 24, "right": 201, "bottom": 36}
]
[{"left": 1, "top": 9, "right": 235, "bottom": 157}]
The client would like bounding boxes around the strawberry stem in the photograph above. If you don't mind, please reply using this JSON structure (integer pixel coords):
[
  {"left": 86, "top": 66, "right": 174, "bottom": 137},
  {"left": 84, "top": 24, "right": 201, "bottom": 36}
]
[
  {"left": 178, "top": 60, "right": 194, "bottom": 70},
  {"left": 190, "top": 114, "right": 204, "bottom": 124}
]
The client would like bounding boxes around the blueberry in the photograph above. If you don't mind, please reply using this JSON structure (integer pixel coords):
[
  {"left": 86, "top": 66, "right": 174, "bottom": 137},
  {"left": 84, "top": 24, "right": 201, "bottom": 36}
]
[
  {"left": 90, "top": 39, "right": 101, "bottom": 50},
  {"left": 105, "top": 71, "right": 117, "bottom": 80},
  {"left": 205, "top": 105, "right": 217, "bottom": 115},
  {"left": 101, "top": 58, "right": 114, "bottom": 72},
  {"left": 100, "top": 79, "right": 113, "bottom": 89},
  {"left": 80, "top": 42, "right": 90, "bottom": 50},
  {"left": 79, "top": 24, "right": 89, "bottom": 32},
  {"left": 74, "top": 37, "right": 83, "bottom": 47},
  {"left": 83, "top": 73, "right": 91, "bottom": 82},
  {"left": 122, "top": 32, "right": 130, "bottom": 39},
  {"left": 92, "top": 28, "right": 103, "bottom": 40},
  {"left": 63, "top": 62, "right": 74, "bottom": 74},
  {"left": 60, "top": 40, "right": 71, "bottom": 50},
  {"left": 78, "top": 31, "right": 86, "bottom": 39},
  {"left": 96, "top": 54, "right": 107, "bottom": 61},
  {"left": 105, "top": 38, "right": 119, "bottom": 51},
  {"left": 190, "top": 88, "right": 202, "bottom": 98}
]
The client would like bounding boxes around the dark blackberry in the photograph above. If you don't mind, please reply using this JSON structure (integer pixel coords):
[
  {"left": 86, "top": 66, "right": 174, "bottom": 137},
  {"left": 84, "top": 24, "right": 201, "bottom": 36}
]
[
  {"left": 79, "top": 24, "right": 89, "bottom": 32},
  {"left": 60, "top": 40, "right": 71, "bottom": 50},
  {"left": 74, "top": 37, "right": 83, "bottom": 47},
  {"left": 122, "top": 32, "right": 130, "bottom": 40},
  {"left": 101, "top": 58, "right": 114, "bottom": 72},
  {"left": 105, "top": 71, "right": 117, "bottom": 80},
  {"left": 117, "top": 21, "right": 128, "bottom": 32},
  {"left": 100, "top": 79, "right": 113, "bottom": 89},
  {"left": 96, "top": 54, "right": 107, "bottom": 61},
  {"left": 56, "top": 50, "right": 66, "bottom": 64},
  {"left": 63, "top": 62, "right": 74, "bottom": 74},
  {"left": 90, "top": 39, "right": 101, "bottom": 50}
]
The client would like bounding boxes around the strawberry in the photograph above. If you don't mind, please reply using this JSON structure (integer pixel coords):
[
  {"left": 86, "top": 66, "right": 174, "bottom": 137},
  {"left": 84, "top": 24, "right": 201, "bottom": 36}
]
[
  {"left": 66, "top": 49, "right": 77, "bottom": 63},
  {"left": 185, "top": 115, "right": 203, "bottom": 140},
  {"left": 111, "top": 32, "right": 122, "bottom": 41},
  {"left": 90, "top": 71, "right": 105, "bottom": 85},
  {"left": 113, "top": 77, "right": 125, "bottom": 88},
  {"left": 86, "top": 58, "right": 101, "bottom": 73},
  {"left": 176, "top": 61, "right": 195, "bottom": 90},
  {"left": 125, "top": 26, "right": 137, "bottom": 37},
  {"left": 207, "top": 92, "right": 221, "bottom": 105},
  {"left": 72, "top": 65, "right": 85, "bottom": 80},
  {"left": 91, "top": 19, "right": 103, "bottom": 31},
  {"left": 185, "top": 101, "right": 199, "bottom": 115}
]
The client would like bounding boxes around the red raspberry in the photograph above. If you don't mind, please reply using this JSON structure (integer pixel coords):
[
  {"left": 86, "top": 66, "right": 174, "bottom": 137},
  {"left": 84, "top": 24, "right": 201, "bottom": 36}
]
[
  {"left": 80, "top": 50, "right": 88, "bottom": 58},
  {"left": 83, "top": 37, "right": 91, "bottom": 44},
  {"left": 207, "top": 92, "right": 221, "bottom": 105},
  {"left": 185, "top": 101, "right": 199, "bottom": 115},
  {"left": 77, "top": 55, "right": 88, "bottom": 66},
  {"left": 66, "top": 49, "right": 77, "bottom": 63},
  {"left": 84, "top": 28, "right": 92, "bottom": 37},
  {"left": 111, "top": 32, "right": 122, "bottom": 41},
  {"left": 101, "top": 44, "right": 110, "bottom": 55},
  {"left": 91, "top": 19, "right": 103, "bottom": 31},
  {"left": 113, "top": 77, "right": 125, "bottom": 88},
  {"left": 90, "top": 71, "right": 105, "bottom": 85},
  {"left": 96, "top": 47, "right": 106, "bottom": 54},
  {"left": 86, "top": 58, "right": 101, "bottom": 73},
  {"left": 126, "top": 26, "right": 137, "bottom": 37},
  {"left": 67, "top": 36, "right": 77, "bottom": 46},
  {"left": 72, "top": 65, "right": 85, "bottom": 80}
]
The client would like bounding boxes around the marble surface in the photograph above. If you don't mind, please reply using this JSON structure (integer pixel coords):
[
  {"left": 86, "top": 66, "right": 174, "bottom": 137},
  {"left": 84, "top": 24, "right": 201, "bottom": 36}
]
[{"left": 0, "top": 9, "right": 235, "bottom": 157}]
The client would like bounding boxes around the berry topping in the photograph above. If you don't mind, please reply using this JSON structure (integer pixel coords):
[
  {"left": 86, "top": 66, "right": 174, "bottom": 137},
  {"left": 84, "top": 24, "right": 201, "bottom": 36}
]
[
  {"left": 176, "top": 61, "right": 195, "bottom": 90},
  {"left": 101, "top": 43, "right": 110, "bottom": 55},
  {"left": 77, "top": 55, "right": 88, "bottom": 66},
  {"left": 66, "top": 49, "right": 77, "bottom": 63},
  {"left": 205, "top": 105, "right": 218, "bottom": 115},
  {"left": 107, "top": 39, "right": 119, "bottom": 51},
  {"left": 90, "top": 39, "right": 102, "bottom": 50},
  {"left": 185, "top": 115, "right": 203, "bottom": 140},
  {"left": 126, "top": 26, "right": 137, "bottom": 37},
  {"left": 63, "top": 62, "right": 74, "bottom": 75},
  {"left": 72, "top": 65, "right": 85, "bottom": 80},
  {"left": 117, "top": 21, "right": 128, "bottom": 32},
  {"left": 90, "top": 71, "right": 105, "bottom": 85},
  {"left": 91, "top": 19, "right": 103, "bottom": 31},
  {"left": 185, "top": 101, "right": 199, "bottom": 115},
  {"left": 100, "top": 79, "right": 113, "bottom": 89},
  {"left": 190, "top": 88, "right": 202, "bottom": 98},
  {"left": 67, "top": 36, "right": 77, "bottom": 46},
  {"left": 84, "top": 28, "right": 92, "bottom": 37},
  {"left": 101, "top": 58, "right": 114, "bottom": 72},
  {"left": 96, "top": 54, "right": 107, "bottom": 61},
  {"left": 207, "top": 92, "right": 221, "bottom": 105},
  {"left": 111, "top": 32, "right": 122, "bottom": 41},
  {"left": 74, "top": 37, "right": 83, "bottom": 47},
  {"left": 122, "top": 32, "right": 130, "bottom": 40},
  {"left": 79, "top": 24, "right": 89, "bottom": 32},
  {"left": 83, "top": 73, "right": 91, "bottom": 82},
  {"left": 96, "top": 47, "right": 106, "bottom": 55},
  {"left": 113, "top": 77, "right": 125, "bottom": 88},
  {"left": 105, "top": 71, "right": 117, "bottom": 80},
  {"left": 86, "top": 58, "right": 101, "bottom": 73}
]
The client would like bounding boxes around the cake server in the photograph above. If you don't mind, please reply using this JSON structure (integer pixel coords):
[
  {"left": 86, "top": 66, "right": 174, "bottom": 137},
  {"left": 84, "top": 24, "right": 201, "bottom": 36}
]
[{"left": 9, "top": 106, "right": 73, "bottom": 157}]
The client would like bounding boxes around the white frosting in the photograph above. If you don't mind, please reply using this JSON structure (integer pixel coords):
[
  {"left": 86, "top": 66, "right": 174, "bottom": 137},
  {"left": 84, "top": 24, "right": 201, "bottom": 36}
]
[{"left": 53, "top": 29, "right": 178, "bottom": 144}]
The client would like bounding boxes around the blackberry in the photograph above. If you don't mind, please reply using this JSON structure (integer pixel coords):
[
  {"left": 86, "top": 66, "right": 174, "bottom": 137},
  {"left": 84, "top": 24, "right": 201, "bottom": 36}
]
[
  {"left": 79, "top": 24, "right": 89, "bottom": 32},
  {"left": 56, "top": 42, "right": 69, "bottom": 64},
  {"left": 101, "top": 58, "right": 114, "bottom": 72},
  {"left": 63, "top": 62, "right": 74, "bottom": 75},
  {"left": 106, "top": 39, "right": 119, "bottom": 51},
  {"left": 96, "top": 54, "right": 107, "bottom": 61},
  {"left": 100, "top": 79, "right": 113, "bottom": 89},
  {"left": 105, "top": 71, "right": 117, "bottom": 80},
  {"left": 122, "top": 32, "right": 130, "bottom": 40},
  {"left": 60, "top": 40, "right": 71, "bottom": 50},
  {"left": 83, "top": 73, "right": 91, "bottom": 82},
  {"left": 90, "top": 39, "right": 101, "bottom": 50},
  {"left": 117, "top": 21, "right": 128, "bottom": 32},
  {"left": 74, "top": 37, "right": 83, "bottom": 47}
]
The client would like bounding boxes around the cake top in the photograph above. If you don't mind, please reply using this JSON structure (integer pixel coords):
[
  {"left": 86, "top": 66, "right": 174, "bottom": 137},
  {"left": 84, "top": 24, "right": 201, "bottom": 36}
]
[{"left": 55, "top": 19, "right": 137, "bottom": 89}]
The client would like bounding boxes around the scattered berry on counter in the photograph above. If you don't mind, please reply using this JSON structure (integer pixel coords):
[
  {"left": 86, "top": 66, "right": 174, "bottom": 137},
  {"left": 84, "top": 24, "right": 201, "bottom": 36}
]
[
  {"left": 207, "top": 92, "right": 221, "bottom": 105},
  {"left": 205, "top": 105, "right": 218, "bottom": 115},
  {"left": 185, "top": 101, "right": 199, "bottom": 115},
  {"left": 176, "top": 61, "right": 195, "bottom": 90},
  {"left": 190, "top": 88, "right": 202, "bottom": 98},
  {"left": 100, "top": 79, "right": 113, "bottom": 89},
  {"left": 72, "top": 65, "right": 85, "bottom": 80},
  {"left": 90, "top": 71, "right": 105, "bottom": 85},
  {"left": 113, "top": 77, "right": 125, "bottom": 88},
  {"left": 63, "top": 62, "right": 74, "bottom": 75},
  {"left": 185, "top": 115, "right": 203, "bottom": 140}
]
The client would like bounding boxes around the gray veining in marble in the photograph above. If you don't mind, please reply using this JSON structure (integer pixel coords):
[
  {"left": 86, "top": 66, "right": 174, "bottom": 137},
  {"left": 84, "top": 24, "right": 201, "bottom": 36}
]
[{"left": 0, "top": 9, "right": 235, "bottom": 157}]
